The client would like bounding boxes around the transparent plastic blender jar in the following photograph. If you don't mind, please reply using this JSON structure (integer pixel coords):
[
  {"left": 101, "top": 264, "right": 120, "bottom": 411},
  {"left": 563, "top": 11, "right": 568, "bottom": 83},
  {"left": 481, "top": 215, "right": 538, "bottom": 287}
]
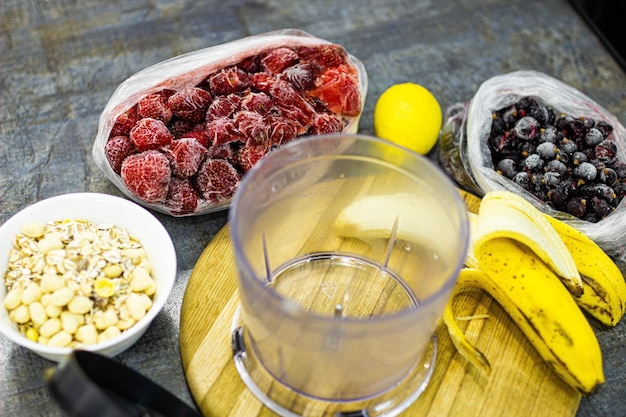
[{"left": 229, "top": 134, "right": 469, "bottom": 417}]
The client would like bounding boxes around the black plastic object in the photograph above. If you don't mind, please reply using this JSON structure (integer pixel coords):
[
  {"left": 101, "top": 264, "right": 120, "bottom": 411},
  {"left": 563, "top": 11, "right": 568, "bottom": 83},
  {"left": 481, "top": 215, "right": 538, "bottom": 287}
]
[
  {"left": 46, "top": 350, "right": 202, "bottom": 417},
  {"left": 568, "top": 0, "right": 626, "bottom": 72}
]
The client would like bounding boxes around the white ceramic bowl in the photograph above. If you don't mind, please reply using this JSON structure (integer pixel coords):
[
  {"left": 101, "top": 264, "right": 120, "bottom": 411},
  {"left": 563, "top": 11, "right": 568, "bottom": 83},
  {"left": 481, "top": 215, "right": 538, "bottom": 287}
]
[{"left": 0, "top": 193, "right": 177, "bottom": 362}]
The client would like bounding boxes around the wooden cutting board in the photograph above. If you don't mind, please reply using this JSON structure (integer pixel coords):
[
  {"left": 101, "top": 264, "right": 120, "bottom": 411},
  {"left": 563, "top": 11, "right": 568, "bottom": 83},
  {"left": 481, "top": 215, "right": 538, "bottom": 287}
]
[{"left": 179, "top": 191, "right": 581, "bottom": 417}]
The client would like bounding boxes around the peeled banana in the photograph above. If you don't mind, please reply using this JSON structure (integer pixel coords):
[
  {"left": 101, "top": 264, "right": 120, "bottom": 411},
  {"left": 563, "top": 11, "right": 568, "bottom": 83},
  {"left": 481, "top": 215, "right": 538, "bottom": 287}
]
[{"left": 334, "top": 192, "right": 443, "bottom": 243}]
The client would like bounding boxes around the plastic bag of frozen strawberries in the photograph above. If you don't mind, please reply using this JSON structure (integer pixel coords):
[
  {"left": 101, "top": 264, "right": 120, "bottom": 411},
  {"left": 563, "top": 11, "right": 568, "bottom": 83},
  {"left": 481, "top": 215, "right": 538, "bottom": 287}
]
[
  {"left": 92, "top": 29, "right": 368, "bottom": 217},
  {"left": 438, "top": 70, "right": 626, "bottom": 268}
]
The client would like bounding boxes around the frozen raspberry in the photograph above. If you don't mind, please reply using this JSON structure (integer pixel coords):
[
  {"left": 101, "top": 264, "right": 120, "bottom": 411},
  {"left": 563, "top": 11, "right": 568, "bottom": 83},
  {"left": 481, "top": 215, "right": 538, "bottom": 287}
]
[
  {"left": 165, "top": 138, "right": 207, "bottom": 178},
  {"left": 208, "top": 67, "right": 250, "bottom": 95},
  {"left": 105, "top": 135, "right": 134, "bottom": 174},
  {"left": 137, "top": 90, "right": 174, "bottom": 122},
  {"left": 206, "top": 117, "right": 239, "bottom": 146},
  {"left": 240, "top": 92, "right": 273, "bottom": 115},
  {"left": 207, "top": 94, "right": 241, "bottom": 121},
  {"left": 235, "top": 143, "right": 269, "bottom": 172},
  {"left": 235, "top": 111, "right": 270, "bottom": 144},
  {"left": 297, "top": 44, "right": 347, "bottom": 69},
  {"left": 282, "top": 63, "right": 318, "bottom": 90},
  {"left": 110, "top": 107, "right": 138, "bottom": 137},
  {"left": 129, "top": 118, "right": 174, "bottom": 151},
  {"left": 311, "top": 113, "right": 344, "bottom": 135},
  {"left": 167, "top": 87, "right": 212, "bottom": 122},
  {"left": 165, "top": 178, "right": 199, "bottom": 215},
  {"left": 121, "top": 150, "right": 171, "bottom": 204},
  {"left": 249, "top": 72, "right": 275, "bottom": 94},
  {"left": 311, "top": 66, "right": 361, "bottom": 117},
  {"left": 195, "top": 159, "right": 241, "bottom": 205},
  {"left": 261, "top": 47, "right": 299, "bottom": 74},
  {"left": 267, "top": 115, "right": 299, "bottom": 146}
]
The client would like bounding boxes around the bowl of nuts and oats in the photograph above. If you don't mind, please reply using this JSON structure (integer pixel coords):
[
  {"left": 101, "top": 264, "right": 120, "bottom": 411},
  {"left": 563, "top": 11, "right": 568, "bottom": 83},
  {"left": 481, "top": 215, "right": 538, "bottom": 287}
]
[{"left": 0, "top": 193, "right": 176, "bottom": 362}]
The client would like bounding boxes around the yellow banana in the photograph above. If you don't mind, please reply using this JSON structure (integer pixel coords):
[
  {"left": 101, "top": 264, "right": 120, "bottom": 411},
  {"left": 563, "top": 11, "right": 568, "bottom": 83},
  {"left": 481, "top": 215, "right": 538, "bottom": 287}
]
[
  {"left": 449, "top": 190, "right": 606, "bottom": 395},
  {"left": 449, "top": 244, "right": 604, "bottom": 395},
  {"left": 460, "top": 187, "right": 626, "bottom": 327},
  {"left": 544, "top": 215, "right": 626, "bottom": 326},
  {"left": 476, "top": 191, "right": 583, "bottom": 297}
]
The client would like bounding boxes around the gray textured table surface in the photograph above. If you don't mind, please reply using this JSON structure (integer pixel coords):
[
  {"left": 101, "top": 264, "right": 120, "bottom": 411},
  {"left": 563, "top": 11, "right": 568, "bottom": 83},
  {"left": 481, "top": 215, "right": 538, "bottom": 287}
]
[{"left": 1, "top": 0, "right": 625, "bottom": 416}]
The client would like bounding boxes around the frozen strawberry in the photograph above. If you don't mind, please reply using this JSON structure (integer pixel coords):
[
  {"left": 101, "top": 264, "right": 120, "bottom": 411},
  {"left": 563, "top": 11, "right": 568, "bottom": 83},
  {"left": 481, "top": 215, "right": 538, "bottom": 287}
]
[
  {"left": 249, "top": 72, "right": 275, "bottom": 94},
  {"left": 208, "top": 67, "right": 250, "bottom": 95},
  {"left": 235, "top": 111, "right": 270, "bottom": 144},
  {"left": 261, "top": 47, "right": 299, "bottom": 74},
  {"left": 206, "top": 117, "right": 239, "bottom": 146},
  {"left": 137, "top": 90, "right": 174, "bottom": 122},
  {"left": 270, "top": 79, "right": 308, "bottom": 108},
  {"left": 165, "top": 138, "right": 207, "bottom": 178},
  {"left": 129, "top": 118, "right": 174, "bottom": 151},
  {"left": 270, "top": 79, "right": 316, "bottom": 130},
  {"left": 169, "top": 118, "right": 204, "bottom": 139},
  {"left": 240, "top": 92, "right": 273, "bottom": 115},
  {"left": 101, "top": 41, "right": 363, "bottom": 215},
  {"left": 235, "top": 143, "right": 269, "bottom": 172},
  {"left": 267, "top": 115, "right": 299, "bottom": 146},
  {"left": 297, "top": 44, "right": 348, "bottom": 69},
  {"left": 167, "top": 87, "right": 212, "bottom": 123},
  {"left": 121, "top": 150, "right": 171, "bottom": 204},
  {"left": 195, "top": 158, "right": 241, "bottom": 205},
  {"left": 105, "top": 135, "right": 134, "bottom": 174},
  {"left": 208, "top": 143, "right": 235, "bottom": 160},
  {"left": 281, "top": 63, "right": 318, "bottom": 91},
  {"left": 207, "top": 94, "right": 241, "bottom": 121},
  {"left": 165, "top": 178, "right": 199, "bottom": 215},
  {"left": 110, "top": 107, "right": 138, "bottom": 137},
  {"left": 311, "top": 66, "right": 361, "bottom": 117},
  {"left": 181, "top": 129, "right": 211, "bottom": 148},
  {"left": 238, "top": 55, "right": 261, "bottom": 73},
  {"left": 311, "top": 113, "right": 344, "bottom": 135}
]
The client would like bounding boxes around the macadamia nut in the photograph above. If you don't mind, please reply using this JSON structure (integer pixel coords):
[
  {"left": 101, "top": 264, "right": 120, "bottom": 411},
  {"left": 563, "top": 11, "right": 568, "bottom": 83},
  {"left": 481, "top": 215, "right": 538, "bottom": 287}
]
[{"left": 2, "top": 218, "right": 157, "bottom": 348}]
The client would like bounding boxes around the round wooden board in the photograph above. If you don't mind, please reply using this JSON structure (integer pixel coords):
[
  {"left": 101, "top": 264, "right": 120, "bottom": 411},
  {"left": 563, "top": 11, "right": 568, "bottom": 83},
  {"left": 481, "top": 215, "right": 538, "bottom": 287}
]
[{"left": 180, "top": 219, "right": 581, "bottom": 417}]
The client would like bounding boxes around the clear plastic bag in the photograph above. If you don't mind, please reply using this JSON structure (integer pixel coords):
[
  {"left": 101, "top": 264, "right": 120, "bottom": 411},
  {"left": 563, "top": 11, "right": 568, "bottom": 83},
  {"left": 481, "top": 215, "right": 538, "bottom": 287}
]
[
  {"left": 439, "top": 70, "right": 626, "bottom": 265},
  {"left": 92, "top": 29, "right": 367, "bottom": 216}
]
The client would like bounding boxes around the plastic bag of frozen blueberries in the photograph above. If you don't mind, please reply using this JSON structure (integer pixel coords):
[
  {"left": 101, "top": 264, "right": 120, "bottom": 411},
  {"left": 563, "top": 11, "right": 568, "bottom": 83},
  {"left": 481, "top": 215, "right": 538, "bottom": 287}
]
[
  {"left": 92, "top": 29, "right": 367, "bottom": 217},
  {"left": 439, "top": 70, "right": 626, "bottom": 267}
]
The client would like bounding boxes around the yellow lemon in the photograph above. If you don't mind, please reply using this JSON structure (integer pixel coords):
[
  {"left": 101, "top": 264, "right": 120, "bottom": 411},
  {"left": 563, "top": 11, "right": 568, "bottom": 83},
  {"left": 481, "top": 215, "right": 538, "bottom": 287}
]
[{"left": 374, "top": 82, "right": 442, "bottom": 155}]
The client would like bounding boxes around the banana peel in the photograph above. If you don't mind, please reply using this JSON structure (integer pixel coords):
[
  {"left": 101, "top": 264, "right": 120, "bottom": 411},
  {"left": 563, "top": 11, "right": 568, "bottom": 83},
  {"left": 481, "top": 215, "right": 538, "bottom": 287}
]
[
  {"left": 447, "top": 189, "right": 625, "bottom": 395},
  {"left": 444, "top": 266, "right": 605, "bottom": 394},
  {"left": 452, "top": 241, "right": 605, "bottom": 395},
  {"left": 544, "top": 215, "right": 626, "bottom": 326},
  {"left": 460, "top": 188, "right": 626, "bottom": 327},
  {"left": 476, "top": 191, "right": 583, "bottom": 297}
]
